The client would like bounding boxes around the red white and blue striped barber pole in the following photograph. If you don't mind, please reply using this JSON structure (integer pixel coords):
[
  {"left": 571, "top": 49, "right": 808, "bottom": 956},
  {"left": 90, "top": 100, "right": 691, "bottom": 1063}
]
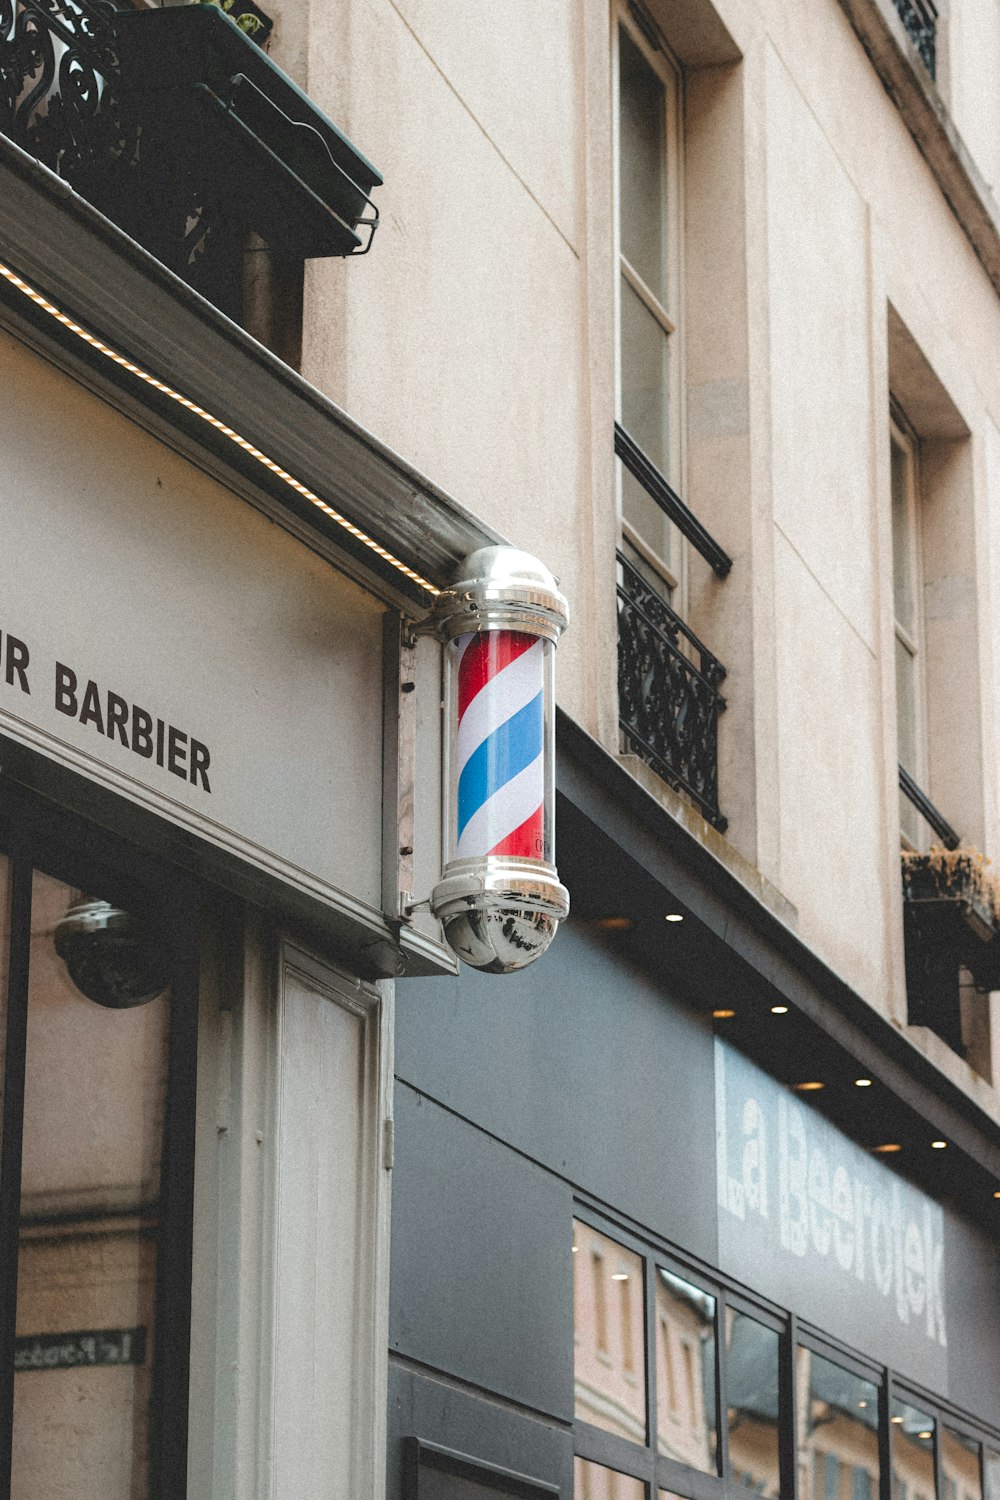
[{"left": 431, "top": 547, "right": 570, "bottom": 973}]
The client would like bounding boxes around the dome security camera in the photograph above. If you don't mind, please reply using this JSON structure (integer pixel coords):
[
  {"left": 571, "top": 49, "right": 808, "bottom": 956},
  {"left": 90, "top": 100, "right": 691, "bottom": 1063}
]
[{"left": 54, "top": 898, "right": 170, "bottom": 1009}]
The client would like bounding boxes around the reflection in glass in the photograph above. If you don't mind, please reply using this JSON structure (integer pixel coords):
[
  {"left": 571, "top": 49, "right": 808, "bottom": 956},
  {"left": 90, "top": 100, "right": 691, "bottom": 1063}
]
[
  {"left": 726, "top": 1310, "right": 780, "bottom": 1496},
  {"left": 796, "top": 1347, "right": 879, "bottom": 1500},
  {"left": 0, "top": 852, "right": 10, "bottom": 1140},
  {"left": 575, "top": 1457, "right": 646, "bottom": 1500},
  {"left": 892, "top": 1400, "right": 936, "bottom": 1500},
  {"left": 984, "top": 1450, "right": 1000, "bottom": 1500},
  {"left": 618, "top": 25, "right": 666, "bottom": 300},
  {"left": 655, "top": 1267, "right": 717, "bottom": 1472},
  {"left": 10, "top": 871, "right": 171, "bottom": 1499},
  {"left": 574, "top": 1221, "right": 647, "bottom": 1445},
  {"left": 941, "top": 1428, "right": 982, "bottom": 1500}
]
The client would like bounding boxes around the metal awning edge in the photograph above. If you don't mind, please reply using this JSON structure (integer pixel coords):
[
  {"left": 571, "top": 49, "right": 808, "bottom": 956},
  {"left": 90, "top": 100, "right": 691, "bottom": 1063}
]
[{"left": 0, "top": 133, "right": 502, "bottom": 601}]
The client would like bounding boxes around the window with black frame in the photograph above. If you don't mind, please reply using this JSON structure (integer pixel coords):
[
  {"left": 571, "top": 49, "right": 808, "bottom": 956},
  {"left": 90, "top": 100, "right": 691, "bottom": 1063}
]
[
  {"left": 572, "top": 1216, "right": 783, "bottom": 1499},
  {"left": 0, "top": 811, "right": 197, "bottom": 1498},
  {"left": 570, "top": 1214, "right": 1000, "bottom": 1500}
]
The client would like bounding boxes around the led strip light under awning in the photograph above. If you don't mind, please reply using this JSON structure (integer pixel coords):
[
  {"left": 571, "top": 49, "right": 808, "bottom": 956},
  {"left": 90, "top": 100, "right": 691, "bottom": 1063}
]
[{"left": 0, "top": 259, "right": 441, "bottom": 599}]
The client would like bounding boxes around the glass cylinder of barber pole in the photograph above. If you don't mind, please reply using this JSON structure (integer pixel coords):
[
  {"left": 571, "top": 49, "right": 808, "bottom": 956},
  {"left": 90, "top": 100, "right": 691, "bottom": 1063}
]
[{"left": 431, "top": 547, "right": 570, "bottom": 973}]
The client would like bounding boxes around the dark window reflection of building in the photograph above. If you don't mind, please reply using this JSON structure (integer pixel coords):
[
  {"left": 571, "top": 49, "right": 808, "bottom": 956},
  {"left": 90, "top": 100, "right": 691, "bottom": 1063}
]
[
  {"left": 655, "top": 1267, "right": 717, "bottom": 1473},
  {"left": 10, "top": 871, "right": 171, "bottom": 1500},
  {"left": 573, "top": 1222, "right": 647, "bottom": 1444},
  {"left": 795, "top": 1347, "right": 879, "bottom": 1500},
  {"left": 891, "top": 1399, "right": 937, "bottom": 1500},
  {"left": 574, "top": 1455, "right": 646, "bottom": 1500},
  {"left": 725, "top": 1310, "right": 780, "bottom": 1496}
]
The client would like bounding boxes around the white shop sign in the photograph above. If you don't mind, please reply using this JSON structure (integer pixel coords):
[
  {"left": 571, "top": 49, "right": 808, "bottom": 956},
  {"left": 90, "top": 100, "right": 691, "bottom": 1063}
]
[
  {"left": 715, "top": 1040, "right": 948, "bottom": 1392},
  {"left": 0, "top": 328, "right": 384, "bottom": 914}
]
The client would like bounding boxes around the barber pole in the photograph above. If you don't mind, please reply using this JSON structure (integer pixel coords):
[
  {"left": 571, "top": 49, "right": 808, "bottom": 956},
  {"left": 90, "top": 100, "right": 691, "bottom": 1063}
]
[{"left": 431, "top": 548, "right": 569, "bottom": 972}]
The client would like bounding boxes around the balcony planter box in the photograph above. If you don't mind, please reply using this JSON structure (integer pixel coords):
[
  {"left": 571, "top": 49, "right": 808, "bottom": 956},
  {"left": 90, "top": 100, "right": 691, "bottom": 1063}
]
[
  {"left": 901, "top": 850, "right": 1000, "bottom": 993},
  {"left": 110, "top": 5, "right": 381, "bottom": 259}
]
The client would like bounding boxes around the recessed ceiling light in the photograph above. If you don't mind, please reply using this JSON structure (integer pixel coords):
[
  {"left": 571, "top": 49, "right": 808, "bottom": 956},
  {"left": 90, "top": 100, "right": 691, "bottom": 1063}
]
[
  {"left": 918, "top": 1431, "right": 932, "bottom": 1441},
  {"left": 855, "top": 1078, "right": 873, "bottom": 1088},
  {"left": 771, "top": 1005, "right": 789, "bottom": 1014},
  {"left": 664, "top": 913, "right": 684, "bottom": 923},
  {"left": 931, "top": 1140, "right": 947, "bottom": 1149},
  {"left": 598, "top": 917, "right": 632, "bottom": 931},
  {"left": 611, "top": 1272, "right": 629, "bottom": 1281},
  {"left": 794, "top": 1081, "right": 825, "bottom": 1092},
  {"left": 994, "top": 1191, "right": 1000, "bottom": 1200},
  {"left": 858, "top": 1401, "right": 868, "bottom": 1409},
  {"left": 873, "top": 1143, "right": 902, "bottom": 1153},
  {"left": 713, "top": 1008, "right": 736, "bottom": 1019},
  {"left": 891, "top": 1415, "right": 904, "bottom": 1424}
]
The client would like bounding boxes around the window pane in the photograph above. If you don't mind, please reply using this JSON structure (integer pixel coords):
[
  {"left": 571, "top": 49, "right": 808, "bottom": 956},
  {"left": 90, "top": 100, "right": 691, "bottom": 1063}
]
[
  {"left": 892, "top": 1400, "right": 936, "bottom": 1500},
  {"left": 620, "top": 277, "right": 672, "bottom": 575},
  {"left": 573, "top": 1221, "right": 647, "bottom": 1444},
  {"left": 726, "top": 1310, "right": 780, "bottom": 1496},
  {"left": 655, "top": 1267, "right": 717, "bottom": 1472},
  {"left": 0, "top": 852, "right": 10, "bottom": 1143},
  {"left": 796, "top": 1348, "right": 879, "bottom": 1500},
  {"left": 618, "top": 26, "right": 666, "bottom": 299},
  {"left": 895, "top": 633, "right": 918, "bottom": 776},
  {"left": 891, "top": 433, "right": 916, "bottom": 635},
  {"left": 575, "top": 1457, "right": 646, "bottom": 1499},
  {"left": 621, "top": 277, "right": 669, "bottom": 478},
  {"left": 983, "top": 1450, "right": 1000, "bottom": 1500},
  {"left": 941, "top": 1428, "right": 982, "bottom": 1500},
  {"left": 11, "top": 871, "right": 171, "bottom": 1499}
]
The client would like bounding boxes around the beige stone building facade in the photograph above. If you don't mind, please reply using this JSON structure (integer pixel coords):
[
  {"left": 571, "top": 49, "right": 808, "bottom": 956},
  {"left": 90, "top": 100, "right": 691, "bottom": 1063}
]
[{"left": 1, "top": 0, "right": 1000, "bottom": 1496}]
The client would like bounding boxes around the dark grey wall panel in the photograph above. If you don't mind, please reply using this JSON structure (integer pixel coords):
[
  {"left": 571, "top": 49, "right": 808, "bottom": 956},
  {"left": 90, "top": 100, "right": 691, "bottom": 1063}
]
[
  {"left": 397, "top": 921, "right": 717, "bottom": 1261},
  {"left": 943, "top": 1210, "right": 1000, "bottom": 1429},
  {"left": 390, "top": 1086, "right": 574, "bottom": 1421},
  {"left": 387, "top": 1362, "right": 573, "bottom": 1500}
]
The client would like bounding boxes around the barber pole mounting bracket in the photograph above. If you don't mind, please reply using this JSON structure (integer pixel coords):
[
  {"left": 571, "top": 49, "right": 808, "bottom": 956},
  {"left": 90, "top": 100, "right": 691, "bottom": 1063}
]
[{"left": 429, "top": 546, "right": 570, "bottom": 973}]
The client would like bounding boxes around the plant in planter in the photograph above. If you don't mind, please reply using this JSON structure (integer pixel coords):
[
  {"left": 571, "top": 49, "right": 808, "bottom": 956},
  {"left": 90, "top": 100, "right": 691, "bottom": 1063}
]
[{"left": 901, "top": 847, "right": 1000, "bottom": 1047}]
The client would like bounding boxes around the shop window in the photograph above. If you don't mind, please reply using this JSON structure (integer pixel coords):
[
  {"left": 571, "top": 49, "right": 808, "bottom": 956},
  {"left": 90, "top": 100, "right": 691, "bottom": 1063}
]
[
  {"left": 575, "top": 1456, "right": 647, "bottom": 1499},
  {"left": 656, "top": 1268, "right": 717, "bottom": 1472},
  {"left": 797, "top": 1346, "right": 880, "bottom": 1500},
  {"left": 941, "top": 1428, "right": 983, "bottom": 1500},
  {"left": 0, "top": 840, "right": 196, "bottom": 1497},
  {"left": 572, "top": 1214, "right": 1000, "bottom": 1500},
  {"left": 892, "top": 1399, "right": 937, "bottom": 1500},
  {"left": 724, "top": 1308, "right": 780, "bottom": 1497},
  {"left": 573, "top": 1221, "right": 647, "bottom": 1444}
]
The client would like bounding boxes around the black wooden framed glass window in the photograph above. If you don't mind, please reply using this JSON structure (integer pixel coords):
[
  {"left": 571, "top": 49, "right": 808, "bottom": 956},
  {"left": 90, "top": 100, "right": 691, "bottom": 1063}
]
[{"left": 0, "top": 789, "right": 198, "bottom": 1500}]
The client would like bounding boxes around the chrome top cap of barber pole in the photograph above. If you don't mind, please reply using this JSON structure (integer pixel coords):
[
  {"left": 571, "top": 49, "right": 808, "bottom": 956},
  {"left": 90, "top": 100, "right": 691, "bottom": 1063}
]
[
  {"left": 434, "top": 545, "right": 569, "bottom": 644},
  {"left": 431, "top": 546, "right": 569, "bottom": 973}
]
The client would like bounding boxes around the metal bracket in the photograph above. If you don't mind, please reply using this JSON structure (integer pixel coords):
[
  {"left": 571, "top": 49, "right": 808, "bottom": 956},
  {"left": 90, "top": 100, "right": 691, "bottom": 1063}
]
[{"left": 382, "top": 613, "right": 418, "bottom": 925}]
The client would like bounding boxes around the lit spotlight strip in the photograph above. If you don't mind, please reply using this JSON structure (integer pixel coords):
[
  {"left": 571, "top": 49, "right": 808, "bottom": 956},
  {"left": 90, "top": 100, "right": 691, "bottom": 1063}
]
[{"left": 0, "top": 260, "right": 441, "bottom": 597}]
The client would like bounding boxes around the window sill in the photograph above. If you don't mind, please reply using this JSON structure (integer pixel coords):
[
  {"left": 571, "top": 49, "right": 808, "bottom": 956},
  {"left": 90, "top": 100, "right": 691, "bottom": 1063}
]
[{"left": 835, "top": 0, "right": 1000, "bottom": 298}]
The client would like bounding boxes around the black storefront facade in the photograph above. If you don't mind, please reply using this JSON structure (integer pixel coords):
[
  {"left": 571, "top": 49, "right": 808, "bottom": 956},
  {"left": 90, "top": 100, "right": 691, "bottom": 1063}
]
[{"left": 389, "top": 713, "right": 1000, "bottom": 1500}]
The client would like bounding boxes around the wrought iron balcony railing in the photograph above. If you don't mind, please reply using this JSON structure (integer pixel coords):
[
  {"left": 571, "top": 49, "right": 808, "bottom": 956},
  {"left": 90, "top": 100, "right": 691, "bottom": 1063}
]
[
  {"left": 1, "top": 0, "right": 381, "bottom": 321},
  {"left": 617, "top": 549, "right": 727, "bottom": 831},
  {"left": 0, "top": 0, "right": 133, "bottom": 203},
  {"left": 891, "top": 0, "right": 937, "bottom": 76}
]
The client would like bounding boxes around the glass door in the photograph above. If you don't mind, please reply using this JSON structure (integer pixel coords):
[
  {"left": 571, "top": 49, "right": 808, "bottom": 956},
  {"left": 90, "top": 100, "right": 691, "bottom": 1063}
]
[{"left": 0, "top": 805, "right": 197, "bottom": 1500}]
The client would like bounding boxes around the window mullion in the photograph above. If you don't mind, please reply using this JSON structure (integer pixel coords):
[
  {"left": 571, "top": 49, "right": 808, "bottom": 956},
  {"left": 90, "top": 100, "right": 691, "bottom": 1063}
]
[
  {"left": 0, "top": 853, "right": 34, "bottom": 1500},
  {"left": 716, "top": 1286, "right": 730, "bottom": 1483}
]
